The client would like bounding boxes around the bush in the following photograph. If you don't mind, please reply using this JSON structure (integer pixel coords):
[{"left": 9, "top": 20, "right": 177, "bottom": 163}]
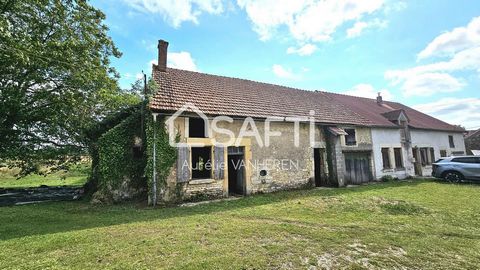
[{"left": 380, "top": 175, "right": 395, "bottom": 182}]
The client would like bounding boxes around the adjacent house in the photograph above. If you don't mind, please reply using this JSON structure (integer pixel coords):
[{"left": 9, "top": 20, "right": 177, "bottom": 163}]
[
  {"left": 324, "top": 92, "right": 466, "bottom": 178},
  {"left": 465, "top": 129, "right": 480, "bottom": 155},
  {"left": 147, "top": 40, "right": 466, "bottom": 204}
]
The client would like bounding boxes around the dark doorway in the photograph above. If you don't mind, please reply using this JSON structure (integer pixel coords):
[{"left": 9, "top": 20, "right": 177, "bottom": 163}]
[
  {"left": 228, "top": 146, "right": 245, "bottom": 195},
  {"left": 314, "top": 148, "right": 325, "bottom": 187}
]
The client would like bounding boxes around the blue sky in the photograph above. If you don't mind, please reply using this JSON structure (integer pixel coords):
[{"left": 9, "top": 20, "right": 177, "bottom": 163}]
[{"left": 91, "top": 0, "right": 480, "bottom": 129}]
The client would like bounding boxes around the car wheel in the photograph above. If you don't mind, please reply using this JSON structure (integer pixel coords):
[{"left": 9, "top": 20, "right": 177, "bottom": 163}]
[{"left": 444, "top": 172, "right": 463, "bottom": 183}]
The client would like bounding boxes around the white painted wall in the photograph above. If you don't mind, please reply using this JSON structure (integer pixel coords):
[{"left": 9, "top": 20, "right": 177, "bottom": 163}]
[
  {"left": 371, "top": 128, "right": 414, "bottom": 179},
  {"left": 410, "top": 129, "right": 466, "bottom": 176}
]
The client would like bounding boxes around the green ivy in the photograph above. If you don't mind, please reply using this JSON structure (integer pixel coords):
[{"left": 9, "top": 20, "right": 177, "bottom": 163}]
[
  {"left": 144, "top": 112, "right": 177, "bottom": 203},
  {"left": 97, "top": 111, "right": 146, "bottom": 194}
]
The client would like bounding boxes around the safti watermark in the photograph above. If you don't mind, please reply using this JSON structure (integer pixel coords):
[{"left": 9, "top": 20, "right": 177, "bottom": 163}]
[{"left": 165, "top": 102, "right": 323, "bottom": 148}]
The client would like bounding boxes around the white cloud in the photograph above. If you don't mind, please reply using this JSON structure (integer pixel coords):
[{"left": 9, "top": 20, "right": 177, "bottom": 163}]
[
  {"left": 272, "top": 64, "right": 298, "bottom": 80},
  {"left": 417, "top": 16, "right": 480, "bottom": 60},
  {"left": 346, "top": 19, "right": 387, "bottom": 38},
  {"left": 383, "top": 1, "right": 407, "bottom": 14},
  {"left": 342, "top": 83, "right": 393, "bottom": 100},
  {"left": 124, "top": 0, "right": 223, "bottom": 28},
  {"left": 413, "top": 98, "right": 480, "bottom": 128},
  {"left": 286, "top": 43, "right": 317, "bottom": 56},
  {"left": 346, "top": 21, "right": 368, "bottom": 38},
  {"left": 237, "top": 0, "right": 385, "bottom": 42},
  {"left": 386, "top": 16, "right": 480, "bottom": 97},
  {"left": 167, "top": 52, "right": 198, "bottom": 71},
  {"left": 400, "top": 73, "right": 464, "bottom": 97},
  {"left": 149, "top": 51, "right": 199, "bottom": 72}
]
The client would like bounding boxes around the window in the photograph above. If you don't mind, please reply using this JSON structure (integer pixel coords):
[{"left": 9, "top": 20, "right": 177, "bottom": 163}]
[
  {"left": 449, "top": 135, "right": 455, "bottom": 148},
  {"left": 381, "top": 148, "right": 391, "bottom": 169},
  {"left": 344, "top": 129, "right": 356, "bottom": 146},
  {"left": 189, "top": 118, "right": 207, "bottom": 138},
  {"left": 440, "top": 150, "right": 447, "bottom": 157},
  {"left": 452, "top": 157, "right": 478, "bottom": 164},
  {"left": 394, "top": 148, "right": 403, "bottom": 168},
  {"left": 419, "top": 147, "right": 434, "bottom": 166},
  {"left": 191, "top": 147, "right": 212, "bottom": 179}
]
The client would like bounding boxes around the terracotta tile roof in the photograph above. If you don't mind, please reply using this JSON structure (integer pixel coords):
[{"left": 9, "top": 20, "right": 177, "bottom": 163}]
[
  {"left": 151, "top": 67, "right": 371, "bottom": 126},
  {"left": 150, "top": 67, "right": 464, "bottom": 132},
  {"left": 322, "top": 92, "right": 465, "bottom": 132}
]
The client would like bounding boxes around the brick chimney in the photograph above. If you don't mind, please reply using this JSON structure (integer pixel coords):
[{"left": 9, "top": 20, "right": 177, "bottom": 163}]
[
  {"left": 157, "top": 40, "right": 169, "bottom": 72},
  {"left": 376, "top": 92, "right": 383, "bottom": 105}
]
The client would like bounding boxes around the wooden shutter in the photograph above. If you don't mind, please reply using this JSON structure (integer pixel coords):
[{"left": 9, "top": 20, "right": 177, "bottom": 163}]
[
  {"left": 214, "top": 145, "right": 225, "bottom": 180},
  {"left": 177, "top": 146, "right": 190, "bottom": 182}
]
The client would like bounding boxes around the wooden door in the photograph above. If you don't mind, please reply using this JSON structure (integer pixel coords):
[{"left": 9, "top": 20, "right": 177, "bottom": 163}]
[{"left": 344, "top": 152, "right": 372, "bottom": 185}]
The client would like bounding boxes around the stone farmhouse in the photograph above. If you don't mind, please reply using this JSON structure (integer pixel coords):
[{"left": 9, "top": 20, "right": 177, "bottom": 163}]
[{"left": 148, "top": 40, "right": 466, "bottom": 204}]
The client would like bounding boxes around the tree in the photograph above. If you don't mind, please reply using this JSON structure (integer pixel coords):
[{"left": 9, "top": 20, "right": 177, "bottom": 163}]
[{"left": 0, "top": 0, "right": 139, "bottom": 175}]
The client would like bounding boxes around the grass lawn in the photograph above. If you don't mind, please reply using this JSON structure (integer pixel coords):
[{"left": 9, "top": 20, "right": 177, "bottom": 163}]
[
  {"left": 1, "top": 180, "right": 479, "bottom": 269},
  {"left": 0, "top": 174, "right": 87, "bottom": 188},
  {"left": 0, "top": 164, "right": 88, "bottom": 188}
]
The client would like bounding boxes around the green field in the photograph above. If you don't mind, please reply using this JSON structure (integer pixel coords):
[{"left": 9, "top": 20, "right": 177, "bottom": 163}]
[
  {"left": 0, "top": 164, "right": 88, "bottom": 188},
  {"left": 1, "top": 180, "right": 479, "bottom": 269}
]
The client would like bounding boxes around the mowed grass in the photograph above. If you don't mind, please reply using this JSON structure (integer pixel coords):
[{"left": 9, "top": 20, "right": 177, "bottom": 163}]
[
  {"left": 0, "top": 174, "right": 86, "bottom": 188},
  {"left": 1, "top": 180, "right": 480, "bottom": 269},
  {"left": 0, "top": 164, "right": 88, "bottom": 188}
]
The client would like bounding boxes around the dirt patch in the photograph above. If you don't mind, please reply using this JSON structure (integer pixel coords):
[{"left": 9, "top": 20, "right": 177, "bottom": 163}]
[{"left": 301, "top": 242, "right": 409, "bottom": 270}]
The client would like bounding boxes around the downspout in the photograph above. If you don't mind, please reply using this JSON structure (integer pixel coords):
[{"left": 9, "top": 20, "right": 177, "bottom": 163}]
[{"left": 152, "top": 113, "right": 158, "bottom": 206}]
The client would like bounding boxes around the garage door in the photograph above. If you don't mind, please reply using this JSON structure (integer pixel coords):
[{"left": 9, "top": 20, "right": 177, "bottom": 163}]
[{"left": 344, "top": 152, "right": 372, "bottom": 185}]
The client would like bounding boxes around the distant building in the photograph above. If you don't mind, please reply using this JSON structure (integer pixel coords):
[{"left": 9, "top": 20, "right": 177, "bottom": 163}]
[{"left": 465, "top": 129, "right": 480, "bottom": 155}]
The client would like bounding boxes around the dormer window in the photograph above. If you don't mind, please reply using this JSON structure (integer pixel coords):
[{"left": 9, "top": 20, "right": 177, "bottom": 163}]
[
  {"left": 189, "top": 117, "right": 207, "bottom": 138},
  {"left": 344, "top": 129, "right": 356, "bottom": 146}
]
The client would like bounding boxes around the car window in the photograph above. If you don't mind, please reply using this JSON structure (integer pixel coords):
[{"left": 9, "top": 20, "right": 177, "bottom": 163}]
[
  {"left": 434, "top": 159, "right": 445, "bottom": 163},
  {"left": 451, "top": 157, "right": 477, "bottom": 163}
]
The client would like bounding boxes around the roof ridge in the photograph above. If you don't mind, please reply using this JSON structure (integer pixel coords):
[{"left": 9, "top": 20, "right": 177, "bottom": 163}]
[
  {"left": 319, "top": 90, "right": 403, "bottom": 107},
  {"left": 466, "top": 128, "right": 480, "bottom": 138}
]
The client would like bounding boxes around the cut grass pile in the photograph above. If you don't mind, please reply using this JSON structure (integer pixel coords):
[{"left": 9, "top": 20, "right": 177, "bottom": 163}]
[{"left": 1, "top": 179, "right": 479, "bottom": 269}]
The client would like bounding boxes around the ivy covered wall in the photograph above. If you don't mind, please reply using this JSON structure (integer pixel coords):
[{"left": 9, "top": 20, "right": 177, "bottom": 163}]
[
  {"left": 144, "top": 112, "right": 177, "bottom": 204},
  {"left": 87, "top": 102, "right": 178, "bottom": 204},
  {"left": 94, "top": 111, "right": 147, "bottom": 202}
]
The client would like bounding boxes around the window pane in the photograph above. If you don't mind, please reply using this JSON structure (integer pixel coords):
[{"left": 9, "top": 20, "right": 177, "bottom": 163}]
[
  {"left": 189, "top": 118, "right": 206, "bottom": 138},
  {"left": 191, "top": 147, "right": 212, "bottom": 179},
  {"left": 344, "top": 129, "right": 356, "bottom": 145},
  {"left": 452, "top": 157, "right": 476, "bottom": 163},
  {"left": 449, "top": 135, "right": 455, "bottom": 148},
  {"left": 394, "top": 148, "right": 403, "bottom": 168},
  {"left": 381, "top": 148, "right": 390, "bottom": 169}
]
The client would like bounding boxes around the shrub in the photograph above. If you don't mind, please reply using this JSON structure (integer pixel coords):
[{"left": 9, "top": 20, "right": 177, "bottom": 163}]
[{"left": 380, "top": 175, "right": 395, "bottom": 182}]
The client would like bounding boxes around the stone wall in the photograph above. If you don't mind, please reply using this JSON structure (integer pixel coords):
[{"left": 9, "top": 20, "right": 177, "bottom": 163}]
[{"left": 160, "top": 116, "right": 325, "bottom": 202}]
